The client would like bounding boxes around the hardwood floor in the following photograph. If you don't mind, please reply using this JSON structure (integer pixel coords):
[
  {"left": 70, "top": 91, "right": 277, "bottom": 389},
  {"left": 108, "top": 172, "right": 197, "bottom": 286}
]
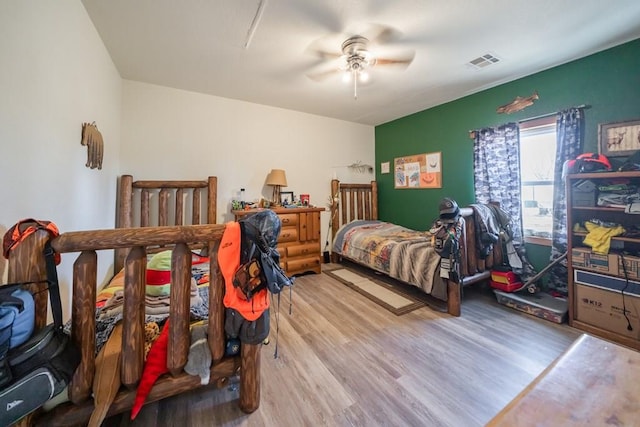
[{"left": 105, "top": 265, "right": 580, "bottom": 426}]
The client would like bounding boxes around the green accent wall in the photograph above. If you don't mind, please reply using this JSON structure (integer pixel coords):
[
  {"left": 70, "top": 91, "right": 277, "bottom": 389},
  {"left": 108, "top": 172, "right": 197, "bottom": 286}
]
[{"left": 375, "top": 38, "right": 640, "bottom": 270}]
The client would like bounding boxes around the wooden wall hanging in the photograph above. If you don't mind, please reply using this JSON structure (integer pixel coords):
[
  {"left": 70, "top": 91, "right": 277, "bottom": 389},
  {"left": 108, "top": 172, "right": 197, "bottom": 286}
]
[
  {"left": 81, "top": 122, "right": 104, "bottom": 170},
  {"left": 496, "top": 91, "right": 539, "bottom": 114}
]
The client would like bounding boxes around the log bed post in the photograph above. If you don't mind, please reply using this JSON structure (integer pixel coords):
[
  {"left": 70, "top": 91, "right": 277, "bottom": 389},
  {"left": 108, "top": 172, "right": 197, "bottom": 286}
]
[
  {"left": 239, "top": 343, "right": 261, "bottom": 413},
  {"left": 7, "top": 229, "right": 50, "bottom": 331},
  {"left": 370, "top": 180, "right": 378, "bottom": 220},
  {"left": 115, "top": 175, "right": 133, "bottom": 274},
  {"left": 122, "top": 246, "right": 146, "bottom": 389},
  {"left": 69, "top": 250, "right": 98, "bottom": 404},
  {"left": 208, "top": 240, "right": 225, "bottom": 363},
  {"left": 167, "top": 243, "right": 191, "bottom": 376}
]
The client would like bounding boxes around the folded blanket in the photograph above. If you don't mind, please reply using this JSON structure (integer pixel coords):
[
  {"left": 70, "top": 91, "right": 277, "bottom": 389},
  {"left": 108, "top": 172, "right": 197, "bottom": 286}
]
[
  {"left": 98, "top": 279, "right": 201, "bottom": 320},
  {"left": 79, "top": 286, "right": 210, "bottom": 356}
]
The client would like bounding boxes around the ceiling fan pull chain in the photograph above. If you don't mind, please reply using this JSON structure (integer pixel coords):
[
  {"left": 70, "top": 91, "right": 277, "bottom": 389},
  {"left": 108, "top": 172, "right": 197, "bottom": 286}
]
[{"left": 353, "top": 70, "right": 358, "bottom": 100}]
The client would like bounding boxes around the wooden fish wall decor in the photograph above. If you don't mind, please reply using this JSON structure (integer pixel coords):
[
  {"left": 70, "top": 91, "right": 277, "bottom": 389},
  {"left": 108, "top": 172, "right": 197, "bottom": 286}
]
[
  {"left": 81, "top": 122, "right": 104, "bottom": 170},
  {"left": 496, "top": 91, "right": 539, "bottom": 114}
]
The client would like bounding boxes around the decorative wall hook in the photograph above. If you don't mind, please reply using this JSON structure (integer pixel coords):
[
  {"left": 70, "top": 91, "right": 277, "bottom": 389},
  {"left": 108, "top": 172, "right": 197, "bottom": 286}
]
[
  {"left": 496, "top": 91, "right": 539, "bottom": 114},
  {"left": 331, "top": 161, "right": 373, "bottom": 173},
  {"left": 81, "top": 122, "right": 104, "bottom": 170}
]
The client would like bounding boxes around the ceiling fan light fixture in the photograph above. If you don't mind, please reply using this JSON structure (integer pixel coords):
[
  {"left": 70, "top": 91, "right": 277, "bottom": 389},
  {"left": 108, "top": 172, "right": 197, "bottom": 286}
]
[{"left": 305, "top": 27, "right": 415, "bottom": 99}]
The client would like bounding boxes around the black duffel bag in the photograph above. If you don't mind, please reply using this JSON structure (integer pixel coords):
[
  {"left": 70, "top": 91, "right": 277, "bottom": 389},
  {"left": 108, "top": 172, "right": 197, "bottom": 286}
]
[{"left": 0, "top": 241, "right": 80, "bottom": 427}]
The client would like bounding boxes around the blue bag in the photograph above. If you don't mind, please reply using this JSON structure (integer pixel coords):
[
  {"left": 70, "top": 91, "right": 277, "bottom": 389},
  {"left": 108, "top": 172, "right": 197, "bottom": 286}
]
[{"left": 0, "top": 286, "right": 35, "bottom": 360}]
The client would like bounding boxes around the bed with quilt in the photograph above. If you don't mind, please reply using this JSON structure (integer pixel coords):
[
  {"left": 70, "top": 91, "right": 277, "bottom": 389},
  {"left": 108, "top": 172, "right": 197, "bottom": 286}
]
[
  {"left": 4, "top": 175, "right": 262, "bottom": 426},
  {"left": 332, "top": 219, "right": 446, "bottom": 300},
  {"left": 330, "top": 179, "right": 502, "bottom": 317}
]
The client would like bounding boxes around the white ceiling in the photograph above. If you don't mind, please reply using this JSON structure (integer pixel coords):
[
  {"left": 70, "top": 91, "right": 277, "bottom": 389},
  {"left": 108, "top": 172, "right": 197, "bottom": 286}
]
[{"left": 81, "top": 0, "right": 640, "bottom": 126}]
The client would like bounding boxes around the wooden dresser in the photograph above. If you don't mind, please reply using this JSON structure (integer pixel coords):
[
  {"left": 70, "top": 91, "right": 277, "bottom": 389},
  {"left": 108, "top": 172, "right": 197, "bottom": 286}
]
[{"left": 233, "top": 207, "right": 325, "bottom": 276}]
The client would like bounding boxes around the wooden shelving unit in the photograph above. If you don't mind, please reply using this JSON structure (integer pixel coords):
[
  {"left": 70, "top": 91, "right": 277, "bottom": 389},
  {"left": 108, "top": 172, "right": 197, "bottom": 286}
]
[{"left": 566, "top": 170, "right": 640, "bottom": 350}]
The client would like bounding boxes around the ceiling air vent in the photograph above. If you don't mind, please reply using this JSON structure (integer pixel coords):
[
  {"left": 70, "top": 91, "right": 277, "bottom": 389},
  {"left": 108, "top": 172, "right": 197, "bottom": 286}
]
[{"left": 468, "top": 53, "right": 501, "bottom": 69}]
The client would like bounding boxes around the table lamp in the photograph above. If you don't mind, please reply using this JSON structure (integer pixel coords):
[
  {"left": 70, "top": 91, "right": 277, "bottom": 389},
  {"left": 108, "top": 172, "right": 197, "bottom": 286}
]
[{"left": 266, "top": 169, "right": 287, "bottom": 205}]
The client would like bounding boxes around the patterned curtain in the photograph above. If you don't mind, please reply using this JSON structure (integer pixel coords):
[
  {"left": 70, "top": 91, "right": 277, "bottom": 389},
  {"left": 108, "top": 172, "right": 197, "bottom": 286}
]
[
  {"left": 474, "top": 123, "right": 537, "bottom": 283},
  {"left": 548, "top": 108, "right": 584, "bottom": 294},
  {"left": 473, "top": 123, "right": 524, "bottom": 242}
]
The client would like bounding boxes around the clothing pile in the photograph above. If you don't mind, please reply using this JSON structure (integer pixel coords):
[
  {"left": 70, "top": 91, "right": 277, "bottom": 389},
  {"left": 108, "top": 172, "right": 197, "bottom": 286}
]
[
  {"left": 98, "top": 279, "right": 202, "bottom": 320},
  {"left": 469, "top": 203, "right": 537, "bottom": 284},
  {"left": 578, "top": 220, "right": 626, "bottom": 255},
  {"left": 597, "top": 182, "right": 640, "bottom": 212},
  {"left": 83, "top": 250, "right": 211, "bottom": 354}
]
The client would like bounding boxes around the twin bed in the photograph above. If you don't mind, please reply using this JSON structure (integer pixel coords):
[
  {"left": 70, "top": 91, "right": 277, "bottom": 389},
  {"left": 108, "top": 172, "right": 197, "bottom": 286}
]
[
  {"left": 7, "top": 176, "right": 259, "bottom": 426},
  {"left": 330, "top": 179, "right": 500, "bottom": 316},
  {"left": 5, "top": 175, "right": 498, "bottom": 425}
]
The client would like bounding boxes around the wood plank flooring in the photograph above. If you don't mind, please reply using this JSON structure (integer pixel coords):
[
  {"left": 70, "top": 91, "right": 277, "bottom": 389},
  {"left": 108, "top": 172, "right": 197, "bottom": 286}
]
[{"left": 104, "top": 264, "right": 580, "bottom": 427}]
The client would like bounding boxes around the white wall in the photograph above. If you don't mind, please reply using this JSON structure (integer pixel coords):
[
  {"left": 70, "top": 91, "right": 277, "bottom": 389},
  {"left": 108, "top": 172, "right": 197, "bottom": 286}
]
[
  {"left": 0, "top": 1, "right": 122, "bottom": 314},
  {"left": 0, "top": 2, "right": 373, "bottom": 319},
  {"left": 121, "top": 81, "right": 375, "bottom": 250}
]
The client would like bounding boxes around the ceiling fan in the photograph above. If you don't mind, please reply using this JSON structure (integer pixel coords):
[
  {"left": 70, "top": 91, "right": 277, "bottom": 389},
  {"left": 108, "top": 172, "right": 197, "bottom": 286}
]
[{"left": 306, "top": 25, "right": 415, "bottom": 99}]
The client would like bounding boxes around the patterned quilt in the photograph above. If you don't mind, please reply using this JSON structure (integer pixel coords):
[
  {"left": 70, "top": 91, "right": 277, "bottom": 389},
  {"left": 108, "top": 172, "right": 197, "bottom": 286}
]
[
  {"left": 84, "top": 253, "right": 211, "bottom": 354},
  {"left": 333, "top": 220, "right": 443, "bottom": 297}
]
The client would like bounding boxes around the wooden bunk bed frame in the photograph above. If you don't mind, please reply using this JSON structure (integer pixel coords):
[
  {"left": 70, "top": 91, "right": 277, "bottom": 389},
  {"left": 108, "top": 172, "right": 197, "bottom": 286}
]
[
  {"left": 330, "top": 179, "right": 500, "bottom": 317},
  {"left": 6, "top": 175, "right": 260, "bottom": 426}
]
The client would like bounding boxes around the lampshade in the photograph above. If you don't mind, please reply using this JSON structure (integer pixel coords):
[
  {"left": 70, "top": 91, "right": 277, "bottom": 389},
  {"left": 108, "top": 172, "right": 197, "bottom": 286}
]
[
  {"left": 266, "top": 169, "right": 287, "bottom": 206},
  {"left": 266, "top": 169, "right": 287, "bottom": 187}
]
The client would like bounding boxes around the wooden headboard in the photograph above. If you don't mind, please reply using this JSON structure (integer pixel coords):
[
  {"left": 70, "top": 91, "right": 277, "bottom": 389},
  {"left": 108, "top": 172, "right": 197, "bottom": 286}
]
[
  {"left": 330, "top": 179, "right": 378, "bottom": 240},
  {"left": 114, "top": 175, "right": 217, "bottom": 272}
]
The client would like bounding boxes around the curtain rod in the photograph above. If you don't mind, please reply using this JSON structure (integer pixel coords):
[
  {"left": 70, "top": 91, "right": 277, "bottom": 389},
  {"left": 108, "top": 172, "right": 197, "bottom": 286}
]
[
  {"left": 468, "top": 104, "right": 591, "bottom": 138},
  {"left": 518, "top": 104, "right": 591, "bottom": 123}
]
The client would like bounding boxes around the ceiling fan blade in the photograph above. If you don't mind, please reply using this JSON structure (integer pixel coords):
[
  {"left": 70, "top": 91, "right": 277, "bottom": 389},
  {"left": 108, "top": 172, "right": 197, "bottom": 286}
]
[
  {"left": 306, "top": 67, "right": 341, "bottom": 82},
  {"left": 305, "top": 34, "right": 344, "bottom": 60},
  {"left": 375, "top": 52, "right": 415, "bottom": 67},
  {"left": 362, "top": 23, "right": 403, "bottom": 45},
  {"left": 305, "top": 46, "right": 342, "bottom": 60}
]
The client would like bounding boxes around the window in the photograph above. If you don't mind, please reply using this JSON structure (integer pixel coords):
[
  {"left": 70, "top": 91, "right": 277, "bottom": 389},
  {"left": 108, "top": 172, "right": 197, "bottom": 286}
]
[{"left": 519, "top": 116, "right": 556, "bottom": 241}]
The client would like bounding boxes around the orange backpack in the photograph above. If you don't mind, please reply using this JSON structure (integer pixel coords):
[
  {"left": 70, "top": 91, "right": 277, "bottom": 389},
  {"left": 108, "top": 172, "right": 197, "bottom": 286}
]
[
  {"left": 2, "top": 219, "right": 61, "bottom": 264},
  {"left": 218, "top": 221, "right": 269, "bottom": 321}
]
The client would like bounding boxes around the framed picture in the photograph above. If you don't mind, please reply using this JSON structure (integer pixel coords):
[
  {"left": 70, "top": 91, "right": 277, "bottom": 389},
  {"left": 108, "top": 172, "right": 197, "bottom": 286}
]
[
  {"left": 280, "top": 191, "right": 294, "bottom": 206},
  {"left": 599, "top": 119, "right": 640, "bottom": 157}
]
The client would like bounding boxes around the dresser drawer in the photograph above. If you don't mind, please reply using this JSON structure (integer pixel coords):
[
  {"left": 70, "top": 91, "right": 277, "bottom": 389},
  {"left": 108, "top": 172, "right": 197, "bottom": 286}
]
[
  {"left": 278, "top": 213, "right": 298, "bottom": 227},
  {"left": 286, "top": 256, "right": 321, "bottom": 274},
  {"left": 278, "top": 227, "right": 298, "bottom": 243},
  {"left": 286, "top": 243, "right": 318, "bottom": 258}
]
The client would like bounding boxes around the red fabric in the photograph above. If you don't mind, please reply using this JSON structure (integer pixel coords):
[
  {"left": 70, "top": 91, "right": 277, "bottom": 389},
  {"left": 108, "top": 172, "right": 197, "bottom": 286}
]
[
  {"left": 145, "top": 269, "right": 171, "bottom": 285},
  {"left": 218, "top": 222, "right": 269, "bottom": 321},
  {"left": 130, "top": 319, "right": 170, "bottom": 420},
  {"left": 2, "top": 218, "right": 61, "bottom": 264},
  {"left": 191, "top": 253, "right": 209, "bottom": 265}
]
